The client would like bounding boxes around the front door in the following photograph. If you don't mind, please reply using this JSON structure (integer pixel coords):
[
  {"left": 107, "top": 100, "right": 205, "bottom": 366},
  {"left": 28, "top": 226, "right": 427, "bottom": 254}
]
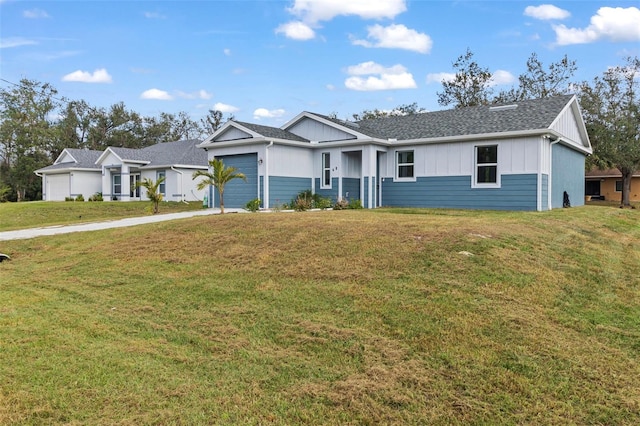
[{"left": 130, "top": 173, "right": 141, "bottom": 199}]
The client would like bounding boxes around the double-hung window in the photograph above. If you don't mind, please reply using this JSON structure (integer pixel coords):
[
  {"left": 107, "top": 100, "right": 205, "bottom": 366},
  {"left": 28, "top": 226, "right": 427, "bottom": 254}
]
[
  {"left": 396, "top": 150, "right": 414, "bottom": 180},
  {"left": 321, "top": 153, "right": 331, "bottom": 188},
  {"left": 615, "top": 180, "right": 622, "bottom": 192},
  {"left": 157, "top": 170, "right": 166, "bottom": 195},
  {"left": 475, "top": 145, "right": 499, "bottom": 186},
  {"left": 112, "top": 174, "right": 122, "bottom": 195}
]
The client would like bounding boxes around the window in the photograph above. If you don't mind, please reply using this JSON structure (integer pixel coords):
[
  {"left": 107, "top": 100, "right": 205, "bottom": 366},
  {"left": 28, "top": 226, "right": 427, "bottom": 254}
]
[
  {"left": 615, "top": 180, "right": 622, "bottom": 192},
  {"left": 112, "top": 174, "right": 121, "bottom": 195},
  {"left": 396, "top": 150, "right": 414, "bottom": 179},
  {"left": 475, "top": 145, "right": 498, "bottom": 186},
  {"left": 321, "top": 153, "right": 331, "bottom": 188},
  {"left": 157, "top": 170, "right": 166, "bottom": 195},
  {"left": 130, "top": 174, "right": 140, "bottom": 198}
]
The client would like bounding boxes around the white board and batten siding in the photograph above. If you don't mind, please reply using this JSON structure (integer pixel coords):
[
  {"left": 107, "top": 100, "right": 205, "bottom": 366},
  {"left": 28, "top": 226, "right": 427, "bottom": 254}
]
[
  {"left": 287, "top": 117, "right": 357, "bottom": 142},
  {"left": 215, "top": 127, "right": 254, "bottom": 142},
  {"left": 551, "top": 104, "right": 584, "bottom": 145},
  {"left": 384, "top": 137, "right": 544, "bottom": 180}
]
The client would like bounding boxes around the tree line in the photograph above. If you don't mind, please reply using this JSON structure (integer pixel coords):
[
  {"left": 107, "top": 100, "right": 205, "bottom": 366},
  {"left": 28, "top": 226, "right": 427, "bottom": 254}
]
[
  {"left": 0, "top": 79, "right": 231, "bottom": 201},
  {"left": 1, "top": 51, "right": 638, "bottom": 205},
  {"left": 352, "top": 51, "right": 639, "bottom": 208}
]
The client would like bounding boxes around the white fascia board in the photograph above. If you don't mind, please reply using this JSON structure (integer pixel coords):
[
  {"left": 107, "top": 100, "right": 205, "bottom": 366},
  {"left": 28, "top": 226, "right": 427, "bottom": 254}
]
[
  {"left": 53, "top": 149, "right": 75, "bottom": 165},
  {"left": 549, "top": 95, "right": 592, "bottom": 152},
  {"left": 389, "top": 129, "right": 554, "bottom": 146},
  {"left": 95, "top": 147, "right": 121, "bottom": 165},
  {"left": 281, "top": 111, "right": 371, "bottom": 140},
  {"left": 199, "top": 122, "right": 263, "bottom": 148},
  {"left": 202, "top": 137, "right": 312, "bottom": 149},
  {"left": 140, "top": 164, "right": 208, "bottom": 170}
]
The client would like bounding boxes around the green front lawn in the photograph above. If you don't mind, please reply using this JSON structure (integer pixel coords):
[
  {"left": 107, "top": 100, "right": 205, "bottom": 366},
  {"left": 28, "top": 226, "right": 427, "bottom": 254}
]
[{"left": 0, "top": 206, "right": 638, "bottom": 424}]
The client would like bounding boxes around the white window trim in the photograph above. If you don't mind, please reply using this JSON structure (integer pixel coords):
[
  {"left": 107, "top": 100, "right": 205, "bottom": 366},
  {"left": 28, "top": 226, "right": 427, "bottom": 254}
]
[
  {"left": 472, "top": 143, "right": 501, "bottom": 188},
  {"left": 321, "top": 152, "right": 331, "bottom": 189},
  {"left": 395, "top": 149, "right": 416, "bottom": 182},
  {"left": 157, "top": 170, "right": 166, "bottom": 195},
  {"left": 112, "top": 173, "right": 122, "bottom": 195}
]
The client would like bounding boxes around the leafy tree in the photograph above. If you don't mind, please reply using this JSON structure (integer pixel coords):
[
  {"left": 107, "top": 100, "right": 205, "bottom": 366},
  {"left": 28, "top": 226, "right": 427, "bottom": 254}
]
[
  {"left": 0, "top": 79, "right": 59, "bottom": 201},
  {"left": 579, "top": 56, "right": 640, "bottom": 208},
  {"left": 200, "top": 109, "right": 234, "bottom": 136},
  {"left": 353, "top": 102, "right": 425, "bottom": 121},
  {"left": 136, "top": 176, "right": 165, "bottom": 214},
  {"left": 192, "top": 158, "right": 246, "bottom": 214},
  {"left": 495, "top": 53, "right": 577, "bottom": 103},
  {"left": 437, "top": 48, "right": 493, "bottom": 108},
  {"left": 87, "top": 102, "right": 147, "bottom": 149}
]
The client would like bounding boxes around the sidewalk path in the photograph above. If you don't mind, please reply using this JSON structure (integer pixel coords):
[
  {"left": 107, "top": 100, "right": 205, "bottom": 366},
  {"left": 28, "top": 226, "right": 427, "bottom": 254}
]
[{"left": 0, "top": 208, "right": 244, "bottom": 241}]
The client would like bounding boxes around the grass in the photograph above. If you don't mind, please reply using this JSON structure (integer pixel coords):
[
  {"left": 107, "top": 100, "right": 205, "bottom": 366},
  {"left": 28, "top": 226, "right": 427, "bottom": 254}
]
[
  {"left": 0, "top": 205, "right": 639, "bottom": 424},
  {"left": 0, "top": 201, "right": 202, "bottom": 231}
]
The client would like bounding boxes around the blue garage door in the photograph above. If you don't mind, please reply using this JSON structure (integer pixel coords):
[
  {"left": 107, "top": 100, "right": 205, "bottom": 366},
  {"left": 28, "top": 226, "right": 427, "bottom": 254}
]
[{"left": 215, "top": 153, "right": 258, "bottom": 208}]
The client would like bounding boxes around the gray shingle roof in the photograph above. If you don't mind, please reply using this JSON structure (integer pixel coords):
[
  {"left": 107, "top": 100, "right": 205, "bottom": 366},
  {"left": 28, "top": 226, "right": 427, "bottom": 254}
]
[
  {"left": 140, "top": 139, "right": 208, "bottom": 167},
  {"left": 36, "top": 148, "right": 102, "bottom": 172},
  {"left": 110, "top": 139, "right": 208, "bottom": 167},
  {"left": 353, "top": 95, "right": 575, "bottom": 140},
  {"left": 235, "top": 121, "right": 309, "bottom": 142}
]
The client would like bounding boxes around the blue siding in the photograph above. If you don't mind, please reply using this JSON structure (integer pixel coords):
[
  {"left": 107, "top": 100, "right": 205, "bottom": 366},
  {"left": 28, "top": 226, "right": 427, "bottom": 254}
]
[
  {"left": 382, "top": 174, "right": 539, "bottom": 211},
  {"left": 342, "top": 178, "right": 360, "bottom": 200},
  {"left": 270, "top": 176, "right": 312, "bottom": 207},
  {"left": 215, "top": 153, "right": 258, "bottom": 208},
  {"left": 541, "top": 174, "right": 549, "bottom": 211},
  {"left": 552, "top": 144, "right": 585, "bottom": 208},
  {"left": 363, "top": 177, "right": 369, "bottom": 207},
  {"left": 315, "top": 177, "right": 339, "bottom": 202}
]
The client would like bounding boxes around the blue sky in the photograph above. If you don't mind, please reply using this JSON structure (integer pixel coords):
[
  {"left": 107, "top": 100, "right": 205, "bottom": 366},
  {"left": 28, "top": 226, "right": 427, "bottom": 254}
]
[{"left": 1, "top": 0, "right": 639, "bottom": 126}]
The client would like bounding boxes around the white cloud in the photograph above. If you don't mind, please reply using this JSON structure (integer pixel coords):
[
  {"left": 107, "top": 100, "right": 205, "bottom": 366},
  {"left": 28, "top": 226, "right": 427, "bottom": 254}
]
[
  {"left": 0, "top": 37, "right": 37, "bottom": 48},
  {"left": 489, "top": 70, "right": 516, "bottom": 86},
  {"left": 253, "top": 108, "right": 286, "bottom": 120},
  {"left": 23, "top": 8, "right": 50, "bottom": 19},
  {"left": 214, "top": 102, "right": 239, "bottom": 113},
  {"left": 140, "top": 89, "right": 173, "bottom": 100},
  {"left": 275, "top": 21, "right": 316, "bottom": 40},
  {"left": 352, "top": 24, "right": 432, "bottom": 54},
  {"left": 524, "top": 4, "right": 570, "bottom": 20},
  {"left": 553, "top": 7, "right": 640, "bottom": 45},
  {"left": 345, "top": 61, "right": 416, "bottom": 91},
  {"left": 223, "top": 48, "right": 231, "bottom": 56},
  {"left": 175, "top": 90, "right": 212, "bottom": 100},
  {"left": 426, "top": 72, "right": 456, "bottom": 84},
  {"left": 287, "top": 0, "right": 406, "bottom": 24},
  {"left": 144, "top": 11, "right": 166, "bottom": 19},
  {"left": 326, "top": 84, "right": 336, "bottom": 91},
  {"left": 62, "top": 68, "right": 113, "bottom": 83}
]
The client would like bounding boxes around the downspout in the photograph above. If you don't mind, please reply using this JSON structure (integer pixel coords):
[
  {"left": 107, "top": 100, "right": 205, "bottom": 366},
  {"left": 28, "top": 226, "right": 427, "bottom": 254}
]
[
  {"left": 264, "top": 141, "right": 273, "bottom": 209},
  {"left": 171, "top": 166, "right": 188, "bottom": 203},
  {"left": 34, "top": 171, "right": 44, "bottom": 200},
  {"left": 548, "top": 136, "right": 561, "bottom": 210}
]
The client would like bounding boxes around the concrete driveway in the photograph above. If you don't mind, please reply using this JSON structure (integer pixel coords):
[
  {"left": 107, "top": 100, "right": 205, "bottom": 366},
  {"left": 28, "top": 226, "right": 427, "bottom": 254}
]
[{"left": 0, "top": 208, "right": 244, "bottom": 241}]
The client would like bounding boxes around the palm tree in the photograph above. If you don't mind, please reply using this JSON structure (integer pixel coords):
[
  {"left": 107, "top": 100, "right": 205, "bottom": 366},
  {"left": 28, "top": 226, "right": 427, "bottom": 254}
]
[
  {"left": 136, "top": 176, "right": 165, "bottom": 214},
  {"left": 192, "top": 158, "right": 246, "bottom": 214}
]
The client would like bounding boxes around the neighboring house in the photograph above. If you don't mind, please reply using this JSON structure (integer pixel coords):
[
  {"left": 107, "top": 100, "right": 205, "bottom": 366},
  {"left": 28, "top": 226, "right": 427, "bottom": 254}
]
[
  {"left": 585, "top": 168, "right": 640, "bottom": 202},
  {"left": 198, "top": 95, "right": 592, "bottom": 211},
  {"left": 36, "top": 139, "right": 208, "bottom": 202},
  {"left": 35, "top": 148, "right": 103, "bottom": 201}
]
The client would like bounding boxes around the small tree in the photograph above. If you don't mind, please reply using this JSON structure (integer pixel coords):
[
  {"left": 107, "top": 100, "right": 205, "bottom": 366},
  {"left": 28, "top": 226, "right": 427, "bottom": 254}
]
[
  {"left": 579, "top": 56, "right": 640, "bottom": 208},
  {"left": 192, "top": 158, "right": 246, "bottom": 214},
  {"left": 136, "top": 176, "right": 165, "bottom": 214},
  {"left": 437, "top": 48, "right": 493, "bottom": 108}
]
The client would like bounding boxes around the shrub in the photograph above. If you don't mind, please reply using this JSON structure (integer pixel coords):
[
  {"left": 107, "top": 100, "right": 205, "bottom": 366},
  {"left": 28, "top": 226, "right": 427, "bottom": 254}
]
[
  {"left": 348, "top": 198, "right": 363, "bottom": 209},
  {"left": 65, "top": 197, "right": 74, "bottom": 202},
  {"left": 88, "top": 192, "right": 103, "bottom": 202},
  {"left": 245, "top": 198, "right": 261, "bottom": 212},
  {"left": 333, "top": 199, "right": 349, "bottom": 210},
  {"left": 75, "top": 194, "right": 84, "bottom": 202}
]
